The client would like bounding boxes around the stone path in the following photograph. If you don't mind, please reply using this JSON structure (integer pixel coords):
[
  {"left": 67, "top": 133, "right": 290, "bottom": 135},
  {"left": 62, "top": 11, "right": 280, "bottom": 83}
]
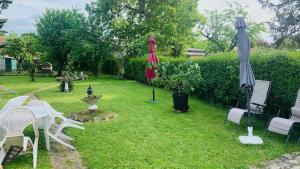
[
  {"left": 24, "top": 86, "right": 86, "bottom": 169},
  {"left": 251, "top": 152, "right": 300, "bottom": 169},
  {"left": 24, "top": 85, "right": 56, "bottom": 100}
]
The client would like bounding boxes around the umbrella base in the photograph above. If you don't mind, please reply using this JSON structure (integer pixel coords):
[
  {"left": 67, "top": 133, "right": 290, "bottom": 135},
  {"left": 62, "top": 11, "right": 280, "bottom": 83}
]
[
  {"left": 149, "top": 100, "right": 159, "bottom": 103},
  {"left": 239, "top": 127, "right": 263, "bottom": 145}
]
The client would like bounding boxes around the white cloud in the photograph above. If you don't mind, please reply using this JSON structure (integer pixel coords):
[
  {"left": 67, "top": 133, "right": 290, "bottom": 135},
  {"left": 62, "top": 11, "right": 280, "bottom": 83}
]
[
  {"left": 1, "top": 0, "right": 93, "bottom": 34},
  {"left": 198, "top": 0, "right": 275, "bottom": 42},
  {"left": 198, "top": 0, "right": 274, "bottom": 23}
]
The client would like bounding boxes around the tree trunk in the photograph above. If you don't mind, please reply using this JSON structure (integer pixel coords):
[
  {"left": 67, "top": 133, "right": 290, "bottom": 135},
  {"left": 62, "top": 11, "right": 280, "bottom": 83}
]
[
  {"left": 171, "top": 43, "right": 182, "bottom": 57},
  {"left": 94, "top": 63, "right": 100, "bottom": 78},
  {"left": 57, "top": 64, "right": 63, "bottom": 77}
]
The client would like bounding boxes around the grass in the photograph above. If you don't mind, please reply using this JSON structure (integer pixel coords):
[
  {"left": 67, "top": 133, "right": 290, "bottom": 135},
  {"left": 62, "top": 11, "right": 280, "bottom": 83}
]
[{"left": 1, "top": 75, "right": 300, "bottom": 168}]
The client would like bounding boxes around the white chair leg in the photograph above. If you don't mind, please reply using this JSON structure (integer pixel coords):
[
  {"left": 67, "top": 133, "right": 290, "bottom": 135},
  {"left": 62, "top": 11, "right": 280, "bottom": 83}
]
[
  {"left": 46, "top": 132, "right": 75, "bottom": 149},
  {"left": 54, "top": 121, "right": 84, "bottom": 138},
  {"left": 66, "top": 122, "right": 85, "bottom": 130},
  {"left": 57, "top": 132, "right": 74, "bottom": 141},
  {"left": 67, "top": 119, "right": 84, "bottom": 125},
  {"left": 33, "top": 138, "right": 38, "bottom": 169},
  {"left": 23, "top": 137, "right": 33, "bottom": 152},
  {"left": 0, "top": 146, "right": 5, "bottom": 164}
]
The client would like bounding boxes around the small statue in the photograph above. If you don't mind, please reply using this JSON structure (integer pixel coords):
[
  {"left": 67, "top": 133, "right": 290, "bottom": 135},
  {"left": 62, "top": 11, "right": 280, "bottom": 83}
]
[
  {"left": 87, "top": 84, "right": 93, "bottom": 95},
  {"left": 81, "top": 72, "right": 84, "bottom": 80},
  {"left": 64, "top": 82, "right": 69, "bottom": 92}
]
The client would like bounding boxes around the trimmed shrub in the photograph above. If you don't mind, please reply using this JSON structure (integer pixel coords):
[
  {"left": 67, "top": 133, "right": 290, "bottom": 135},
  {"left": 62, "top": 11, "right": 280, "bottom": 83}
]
[
  {"left": 102, "top": 58, "right": 117, "bottom": 74},
  {"left": 124, "top": 50, "right": 300, "bottom": 116}
]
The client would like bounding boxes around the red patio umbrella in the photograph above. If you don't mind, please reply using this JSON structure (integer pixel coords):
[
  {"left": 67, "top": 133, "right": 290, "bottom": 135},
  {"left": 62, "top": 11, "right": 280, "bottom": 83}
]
[{"left": 146, "top": 35, "right": 159, "bottom": 101}]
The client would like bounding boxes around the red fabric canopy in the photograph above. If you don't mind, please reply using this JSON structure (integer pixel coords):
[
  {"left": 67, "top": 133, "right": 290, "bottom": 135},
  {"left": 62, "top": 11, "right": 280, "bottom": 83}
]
[{"left": 146, "top": 35, "right": 159, "bottom": 80}]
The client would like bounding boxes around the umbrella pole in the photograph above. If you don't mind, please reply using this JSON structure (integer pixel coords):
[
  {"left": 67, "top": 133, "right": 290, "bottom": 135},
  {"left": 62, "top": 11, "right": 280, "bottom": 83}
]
[
  {"left": 247, "top": 88, "right": 251, "bottom": 127},
  {"left": 152, "top": 80, "right": 155, "bottom": 101},
  {"left": 238, "top": 86, "right": 263, "bottom": 145}
]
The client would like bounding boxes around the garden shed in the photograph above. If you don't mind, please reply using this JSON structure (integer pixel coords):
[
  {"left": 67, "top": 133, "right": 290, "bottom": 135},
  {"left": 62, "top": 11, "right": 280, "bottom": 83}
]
[{"left": 0, "top": 56, "right": 17, "bottom": 71}]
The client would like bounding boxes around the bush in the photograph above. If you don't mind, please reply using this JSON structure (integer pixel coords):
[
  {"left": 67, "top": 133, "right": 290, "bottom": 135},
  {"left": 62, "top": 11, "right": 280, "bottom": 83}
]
[
  {"left": 102, "top": 58, "right": 117, "bottom": 74},
  {"left": 58, "top": 77, "right": 74, "bottom": 92},
  {"left": 158, "top": 62, "right": 202, "bottom": 95},
  {"left": 124, "top": 50, "right": 300, "bottom": 116}
]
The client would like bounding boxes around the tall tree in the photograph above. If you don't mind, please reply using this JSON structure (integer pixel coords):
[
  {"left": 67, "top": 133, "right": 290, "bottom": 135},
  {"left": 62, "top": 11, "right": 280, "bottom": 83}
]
[
  {"left": 2, "top": 33, "right": 23, "bottom": 64},
  {"left": 258, "top": 0, "right": 300, "bottom": 47},
  {"left": 21, "top": 33, "right": 43, "bottom": 61},
  {"left": 198, "top": 2, "right": 266, "bottom": 53},
  {"left": 36, "top": 9, "right": 86, "bottom": 76},
  {"left": 0, "top": 0, "right": 12, "bottom": 33},
  {"left": 86, "top": 0, "right": 202, "bottom": 57},
  {"left": 2, "top": 33, "right": 41, "bottom": 69}
]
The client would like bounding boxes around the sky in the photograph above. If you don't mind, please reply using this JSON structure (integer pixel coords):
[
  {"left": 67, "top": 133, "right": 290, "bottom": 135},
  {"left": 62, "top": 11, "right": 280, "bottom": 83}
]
[
  {"left": 1, "top": 0, "right": 93, "bottom": 34},
  {"left": 198, "top": 0, "right": 274, "bottom": 23},
  {"left": 1, "top": 0, "right": 275, "bottom": 38}
]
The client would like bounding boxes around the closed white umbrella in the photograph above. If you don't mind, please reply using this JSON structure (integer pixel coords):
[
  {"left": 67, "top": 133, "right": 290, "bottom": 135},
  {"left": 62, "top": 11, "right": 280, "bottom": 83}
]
[{"left": 236, "top": 17, "right": 263, "bottom": 145}]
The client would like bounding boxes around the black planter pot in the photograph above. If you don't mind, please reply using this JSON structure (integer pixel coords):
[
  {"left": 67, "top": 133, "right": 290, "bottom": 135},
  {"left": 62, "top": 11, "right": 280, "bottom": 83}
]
[{"left": 172, "top": 93, "right": 189, "bottom": 112}]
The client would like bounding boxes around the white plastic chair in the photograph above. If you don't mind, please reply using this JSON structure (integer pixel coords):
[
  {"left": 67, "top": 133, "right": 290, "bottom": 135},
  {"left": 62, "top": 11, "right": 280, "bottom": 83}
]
[
  {"left": 0, "top": 96, "right": 29, "bottom": 114},
  {"left": 0, "top": 96, "right": 29, "bottom": 142},
  {"left": 27, "top": 100, "right": 84, "bottom": 144},
  {"left": 0, "top": 107, "right": 39, "bottom": 168}
]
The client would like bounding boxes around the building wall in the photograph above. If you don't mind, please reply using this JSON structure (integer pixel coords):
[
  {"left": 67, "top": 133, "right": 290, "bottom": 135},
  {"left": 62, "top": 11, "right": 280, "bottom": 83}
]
[
  {"left": 11, "top": 59, "right": 17, "bottom": 70},
  {"left": 0, "top": 57, "right": 5, "bottom": 71},
  {"left": 0, "top": 56, "right": 17, "bottom": 71}
]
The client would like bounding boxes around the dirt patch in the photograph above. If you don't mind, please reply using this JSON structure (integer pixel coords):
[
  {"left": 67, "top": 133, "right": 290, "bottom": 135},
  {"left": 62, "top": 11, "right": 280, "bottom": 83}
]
[
  {"left": 48, "top": 139, "right": 86, "bottom": 169},
  {"left": 251, "top": 152, "right": 300, "bottom": 169},
  {"left": 25, "top": 85, "right": 57, "bottom": 100},
  {"left": 68, "top": 110, "right": 118, "bottom": 123}
]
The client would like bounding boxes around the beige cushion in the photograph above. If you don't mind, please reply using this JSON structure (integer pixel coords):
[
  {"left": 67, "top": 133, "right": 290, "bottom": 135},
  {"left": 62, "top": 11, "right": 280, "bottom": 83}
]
[
  {"left": 227, "top": 108, "right": 246, "bottom": 124},
  {"left": 249, "top": 80, "right": 270, "bottom": 114},
  {"left": 295, "top": 89, "right": 300, "bottom": 108},
  {"left": 268, "top": 117, "right": 295, "bottom": 135},
  {"left": 291, "top": 107, "right": 300, "bottom": 120},
  {"left": 250, "top": 80, "right": 270, "bottom": 105}
]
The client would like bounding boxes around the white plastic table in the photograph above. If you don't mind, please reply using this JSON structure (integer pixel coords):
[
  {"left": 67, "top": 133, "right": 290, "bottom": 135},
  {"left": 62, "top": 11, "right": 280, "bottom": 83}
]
[{"left": 25, "top": 106, "right": 52, "bottom": 150}]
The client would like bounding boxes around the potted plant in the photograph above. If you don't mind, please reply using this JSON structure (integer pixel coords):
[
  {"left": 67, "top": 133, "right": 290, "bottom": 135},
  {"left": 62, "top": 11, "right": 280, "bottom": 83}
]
[{"left": 159, "top": 62, "right": 202, "bottom": 112}]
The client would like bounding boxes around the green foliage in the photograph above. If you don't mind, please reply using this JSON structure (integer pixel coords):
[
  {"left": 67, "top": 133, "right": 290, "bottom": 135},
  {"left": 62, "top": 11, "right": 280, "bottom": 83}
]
[
  {"left": 21, "top": 33, "right": 44, "bottom": 61},
  {"left": 259, "top": 0, "right": 300, "bottom": 48},
  {"left": 198, "top": 2, "right": 266, "bottom": 53},
  {"left": 125, "top": 51, "right": 300, "bottom": 116},
  {"left": 2, "top": 33, "right": 23, "bottom": 63},
  {"left": 87, "top": 0, "right": 203, "bottom": 57},
  {"left": 0, "top": 0, "right": 12, "bottom": 32},
  {"left": 2, "top": 32, "right": 45, "bottom": 72},
  {"left": 36, "top": 9, "right": 86, "bottom": 76},
  {"left": 157, "top": 62, "right": 202, "bottom": 95},
  {"left": 70, "top": 40, "right": 112, "bottom": 77}
]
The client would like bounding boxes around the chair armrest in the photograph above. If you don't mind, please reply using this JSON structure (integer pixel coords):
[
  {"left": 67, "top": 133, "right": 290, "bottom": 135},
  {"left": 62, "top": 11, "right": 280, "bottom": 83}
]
[
  {"left": 251, "top": 102, "right": 266, "bottom": 107},
  {"left": 251, "top": 102, "right": 266, "bottom": 114},
  {"left": 235, "top": 101, "right": 244, "bottom": 109},
  {"left": 276, "top": 109, "right": 283, "bottom": 117},
  {"left": 0, "top": 137, "right": 6, "bottom": 148}
]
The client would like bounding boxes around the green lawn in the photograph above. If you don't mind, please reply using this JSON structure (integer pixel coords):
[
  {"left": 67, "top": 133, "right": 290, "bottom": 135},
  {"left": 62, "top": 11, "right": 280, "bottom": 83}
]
[{"left": 1, "top": 75, "right": 300, "bottom": 168}]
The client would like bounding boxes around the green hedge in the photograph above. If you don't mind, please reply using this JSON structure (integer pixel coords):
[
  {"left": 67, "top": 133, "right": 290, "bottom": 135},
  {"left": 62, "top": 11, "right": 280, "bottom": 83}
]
[
  {"left": 101, "top": 58, "right": 117, "bottom": 74},
  {"left": 124, "top": 51, "right": 300, "bottom": 116}
]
